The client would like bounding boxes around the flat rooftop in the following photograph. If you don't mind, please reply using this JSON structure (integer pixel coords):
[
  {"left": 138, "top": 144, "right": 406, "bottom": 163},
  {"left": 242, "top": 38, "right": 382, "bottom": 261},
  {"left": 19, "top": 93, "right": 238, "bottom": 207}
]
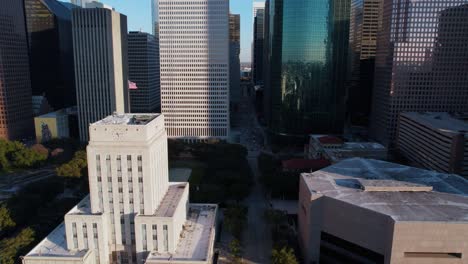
[
  {"left": 402, "top": 112, "right": 468, "bottom": 135},
  {"left": 93, "top": 113, "right": 159, "bottom": 126},
  {"left": 302, "top": 158, "right": 468, "bottom": 222},
  {"left": 145, "top": 204, "right": 217, "bottom": 263},
  {"left": 154, "top": 183, "right": 188, "bottom": 218},
  {"left": 67, "top": 195, "right": 92, "bottom": 215},
  {"left": 25, "top": 222, "right": 89, "bottom": 258}
]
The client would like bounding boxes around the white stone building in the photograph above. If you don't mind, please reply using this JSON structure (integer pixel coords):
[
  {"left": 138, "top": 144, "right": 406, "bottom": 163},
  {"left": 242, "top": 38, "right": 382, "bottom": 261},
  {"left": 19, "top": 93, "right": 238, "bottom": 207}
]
[
  {"left": 155, "top": 0, "right": 230, "bottom": 140},
  {"left": 23, "top": 113, "right": 217, "bottom": 264}
]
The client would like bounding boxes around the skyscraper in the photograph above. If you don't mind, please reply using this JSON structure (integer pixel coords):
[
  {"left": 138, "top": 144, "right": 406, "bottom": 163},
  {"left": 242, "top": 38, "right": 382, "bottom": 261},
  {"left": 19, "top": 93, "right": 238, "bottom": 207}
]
[
  {"left": 264, "top": 0, "right": 350, "bottom": 138},
  {"left": 347, "top": 0, "right": 383, "bottom": 125},
  {"left": 252, "top": 2, "right": 265, "bottom": 85},
  {"left": 24, "top": 0, "right": 77, "bottom": 110},
  {"left": 128, "top": 32, "right": 160, "bottom": 113},
  {"left": 72, "top": 8, "right": 130, "bottom": 142},
  {"left": 370, "top": 0, "right": 468, "bottom": 146},
  {"left": 0, "top": 0, "right": 34, "bottom": 140},
  {"left": 155, "top": 0, "right": 230, "bottom": 140},
  {"left": 229, "top": 14, "right": 241, "bottom": 108},
  {"left": 70, "top": 0, "right": 92, "bottom": 7}
]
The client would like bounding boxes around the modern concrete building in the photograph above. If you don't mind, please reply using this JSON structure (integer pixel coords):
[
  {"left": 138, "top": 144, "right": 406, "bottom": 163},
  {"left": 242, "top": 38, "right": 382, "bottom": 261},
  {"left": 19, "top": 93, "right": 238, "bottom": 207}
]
[
  {"left": 23, "top": 113, "right": 217, "bottom": 264},
  {"left": 72, "top": 8, "right": 130, "bottom": 142},
  {"left": 299, "top": 158, "right": 468, "bottom": 264},
  {"left": 155, "top": 0, "right": 230, "bottom": 140},
  {"left": 252, "top": 2, "right": 264, "bottom": 85},
  {"left": 24, "top": 0, "right": 77, "bottom": 110},
  {"left": 0, "top": 0, "right": 34, "bottom": 140},
  {"left": 308, "top": 135, "right": 387, "bottom": 163},
  {"left": 370, "top": 1, "right": 468, "bottom": 146},
  {"left": 229, "top": 14, "right": 241, "bottom": 109},
  {"left": 347, "top": 0, "right": 383, "bottom": 125},
  {"left": 128, "top": 32, "right": 160, "bottom": 113},
  {"left": 397, "top": 112, "right": 468, "bottom": 178}
]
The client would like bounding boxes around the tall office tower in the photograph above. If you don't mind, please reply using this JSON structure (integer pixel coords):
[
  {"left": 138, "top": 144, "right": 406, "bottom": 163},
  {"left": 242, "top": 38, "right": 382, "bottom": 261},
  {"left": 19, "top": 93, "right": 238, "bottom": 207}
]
[
  {"left": 155, "top": 0, "right": 230, "bottom": 140},
  {"left": 23, "top": 114, "right": 217, "bottom": 264},
  {"left": 264, "top": 0, "right": 350, "bottom": 138},
  {"left": 0, "top": 0, "right": 34, "bottom": 140},
  {"left": 24, "top": 0, "right": 77, "bottom": 111},
  {"left": 370, "top": 1, "right": 468, "bottom": 146},
  {"left": 263, "top": 0, "right": 271, "bottom": 124},
  {"left": 72, "top": 8, "right": 130, "bottom": 142},
  {"left": 229, "top": 14, "right": 241, "bottom": 109},
  {"left": 128, "top": 32, "right": 160, "bottom": 113},
  {"left": 252, "top": 2, "right": 265, "bottom": 85},
  {"left": 71, "top": 0, "right": 92, "bottom": 7},
  {"left": 347, "top": 0, "right": 382, "bottom": 126}
]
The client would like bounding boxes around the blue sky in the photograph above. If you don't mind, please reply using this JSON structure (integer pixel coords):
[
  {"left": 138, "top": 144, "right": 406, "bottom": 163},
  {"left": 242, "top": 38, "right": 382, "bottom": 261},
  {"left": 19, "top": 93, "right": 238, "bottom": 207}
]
[{"left": 67, "top": 0, "right": 261, "bottom": 62}]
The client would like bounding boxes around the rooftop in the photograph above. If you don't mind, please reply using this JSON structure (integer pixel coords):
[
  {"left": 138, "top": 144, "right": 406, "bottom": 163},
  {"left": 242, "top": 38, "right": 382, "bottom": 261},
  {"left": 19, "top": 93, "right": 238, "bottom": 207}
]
[
  {"left": 313, "top": 135, "right": 344, "bottom": 145},
  {"left": 67, "top": 195, "right": 92, "bottom": 215},
  {"left": 302, "top": 158, "right": 468, "bottom": 221},
  {"left": 402, "top": 112, "right": 468, "bottom": 135},
  {"left": 282, "top": 158, "right": 331, "bottom": 171},
  {"left": 145, "top": 204, "right": 217, "bottom": 263},
  {"left": 25, "top": 223, "right": 89, "bottom": 258},
  {"left": 93, "top": 113, "right": 159, "bottom": 126},
  {"left": 154, "top": 183, "right": 188, "bottom": 218}
]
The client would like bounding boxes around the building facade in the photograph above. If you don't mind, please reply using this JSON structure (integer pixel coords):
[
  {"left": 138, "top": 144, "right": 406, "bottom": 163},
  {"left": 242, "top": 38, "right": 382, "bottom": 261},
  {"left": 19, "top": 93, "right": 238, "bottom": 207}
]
[
  {"left": 229, "top": 14, "right": 241, "bottom": 109},
  {"left": 299, "top": 158, "right": 468, "bottom": 264},
  {"left": 155, "top": 0, "right": 230, "bottom": 140},
  {"left": 23, "top": 114, "right": 217, "bottom": 264},
  {"left": 34, "top": 108, "right": 73, "bottom": 143},
  {"left": 24, "top": 0, "right": 77, "bottom": 110},
  {"left": 264, "top": 0, "right": 350, "bottom": 137},
  {"left": 347, "top": 0, "right": 382, "bottom": 126},
  {"left": 72, "top": 8, "right": 130, "bottom": 142},
  {"left": 252, "top": 2, "right": 264, "bottom": 85},
  {"left": 397, "top": 112, "right": 468, "bottom": 178},
  {"left": 128, "top": 32, "right": 160, "bottom": 113},
  {"left": 369, "top": 1, "right": 468, "bottom": 146},
  {"left": 0, "top": 0, "right": 34, "bottom": 140}
]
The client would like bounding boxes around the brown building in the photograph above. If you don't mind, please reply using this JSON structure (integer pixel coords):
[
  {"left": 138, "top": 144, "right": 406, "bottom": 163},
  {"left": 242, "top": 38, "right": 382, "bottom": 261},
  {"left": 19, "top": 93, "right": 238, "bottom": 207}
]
[
  {"left": 0, "top": 0, "right": 34, "bottom": 140},
  {"left": 299, "top": 158, "right": 468, "bottom": 264}
]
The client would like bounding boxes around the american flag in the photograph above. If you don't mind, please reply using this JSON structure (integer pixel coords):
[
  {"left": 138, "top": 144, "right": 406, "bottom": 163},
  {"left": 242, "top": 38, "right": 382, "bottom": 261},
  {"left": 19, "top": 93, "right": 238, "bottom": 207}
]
[{"left": 128, "top": 80, "right": 138, "bottom": 90}]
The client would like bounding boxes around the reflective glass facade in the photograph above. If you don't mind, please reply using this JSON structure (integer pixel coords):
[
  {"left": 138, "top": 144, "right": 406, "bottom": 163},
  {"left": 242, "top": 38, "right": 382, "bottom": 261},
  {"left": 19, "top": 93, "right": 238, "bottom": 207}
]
[
  {"left": 370, "top": 0, "right": 468, "bottom": 145},
  {"left": 265, "top": 0, "right": 350, "bottom": 136}
]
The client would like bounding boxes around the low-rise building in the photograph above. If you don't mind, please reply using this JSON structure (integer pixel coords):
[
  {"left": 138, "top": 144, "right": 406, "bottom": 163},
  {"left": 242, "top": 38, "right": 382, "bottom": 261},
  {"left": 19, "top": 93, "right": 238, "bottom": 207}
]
[
  {"left": 23, "top": 113, "right": 217, "bottom": 264},
  {"left": 299, "top": 158, "right": 468, "bottom": 264},
  {"left": 397, "top": 112, "right": 468, "bottom": 178},
  {"left": 308, "top": 135, "right": 387, "bottom": 163},
  {"left": 34, "top": 108, "right": 77, "bottom": 143}
]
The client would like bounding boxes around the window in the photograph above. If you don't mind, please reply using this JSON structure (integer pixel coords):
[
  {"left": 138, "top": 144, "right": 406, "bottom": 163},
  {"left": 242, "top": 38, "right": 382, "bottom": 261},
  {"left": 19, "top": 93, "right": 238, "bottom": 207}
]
[
  {"left": 142, "top": 224, "right": 147, "bottom": 251},
  {"left": 152, "top": 225, "right": 158, "bottom": 251},
  {"left": 163, "top": 225, "right": 168, "bottom": 251}
]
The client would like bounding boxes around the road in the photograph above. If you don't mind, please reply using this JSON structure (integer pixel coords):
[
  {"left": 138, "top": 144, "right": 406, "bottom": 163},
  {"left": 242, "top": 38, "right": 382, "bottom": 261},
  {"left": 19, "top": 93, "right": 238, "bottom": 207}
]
[
  {"left": 0, "top": 167, "right": 56, "bottom": 201},
  {"left": 235, "top": 83, "right": 272, "bottom": 263}
]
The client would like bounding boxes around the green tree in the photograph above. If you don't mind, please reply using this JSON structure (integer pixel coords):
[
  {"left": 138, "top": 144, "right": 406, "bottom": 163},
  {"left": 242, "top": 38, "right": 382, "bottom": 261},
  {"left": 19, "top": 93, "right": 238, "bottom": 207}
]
[
  {"left": 224, "top": 205, "right": 247, "bottom": 239},
  {"left": 0, "top": 205, "right": 15, "bottom": 232},
  {"left": 56, "top": 150, "right": 87, "bottom": 178},
  {"left": 271, "top": 247, "right": 298, "bottom": 264},
  {"left": 0, "top": 228, "right": 35, "bottom": 264},
  {"left": 229, "top": 239, "right": 242, "bottom": 264}
]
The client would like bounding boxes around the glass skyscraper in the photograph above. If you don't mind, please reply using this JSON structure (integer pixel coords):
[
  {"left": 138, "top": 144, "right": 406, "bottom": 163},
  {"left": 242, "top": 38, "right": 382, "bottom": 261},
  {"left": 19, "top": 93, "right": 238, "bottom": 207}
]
[{"left": 264, "top": 0, "right": 351, "bottom": 137}]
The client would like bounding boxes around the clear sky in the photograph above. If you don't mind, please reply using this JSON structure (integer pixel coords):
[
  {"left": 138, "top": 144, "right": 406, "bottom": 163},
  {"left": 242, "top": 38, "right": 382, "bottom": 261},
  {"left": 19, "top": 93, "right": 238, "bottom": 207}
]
[{"left": 67, "top": 0, "right": 262, "bottom": 62}]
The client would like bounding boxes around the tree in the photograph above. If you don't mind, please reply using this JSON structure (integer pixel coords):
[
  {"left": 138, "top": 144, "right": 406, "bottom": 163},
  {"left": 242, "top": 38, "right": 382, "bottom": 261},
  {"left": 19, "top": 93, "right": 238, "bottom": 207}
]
[
  {"left": 56, "top": 150, "right": 87, "bottom": 178},
  {"left": 271, "top": 247, "right": 298, "bottom": 264},
  {"left": 224, "top": 205, "right": 247, "bottom": 239},
  {"left": 229, "top": 239, "right": 242, "bottom": 264},
  {"left": 0, "top": 205, "right": 15, "bottom": 232},
  {"left": 0, "top": 228, "right": 35, "bottom": 264}
]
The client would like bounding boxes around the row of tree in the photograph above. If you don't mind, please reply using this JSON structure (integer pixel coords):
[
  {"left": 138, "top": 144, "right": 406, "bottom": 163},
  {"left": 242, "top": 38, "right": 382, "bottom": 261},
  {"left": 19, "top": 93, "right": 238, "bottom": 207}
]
[{"left": 0, "top": 140, "right": 48, "bottom": 173}]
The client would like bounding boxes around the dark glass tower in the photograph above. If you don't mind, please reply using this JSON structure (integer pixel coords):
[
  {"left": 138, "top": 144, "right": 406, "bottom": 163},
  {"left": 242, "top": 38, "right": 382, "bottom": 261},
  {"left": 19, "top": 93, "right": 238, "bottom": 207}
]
[
  {"left": 24, "top": 0, "right": 76, "bottom": 110},
  {"left": 253, "top": 7, "right": 264, "bottom": 85},
  {"left": 265, "top": 0, "right": 351, "bottom": 137}
]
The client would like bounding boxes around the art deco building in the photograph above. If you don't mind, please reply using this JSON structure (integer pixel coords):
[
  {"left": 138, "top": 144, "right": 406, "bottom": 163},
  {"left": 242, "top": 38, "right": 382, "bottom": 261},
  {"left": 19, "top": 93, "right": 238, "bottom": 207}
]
[
  {"left": 128, "top": 32, "right": 160, "bottom": 113},
  {"left": 24, "top": 0, "right": 77, "bottom": 110},
  {"left": 155, "top": 0, "right": 230, "bottom": 140},
  {"left": 252, "top": 2, "right": 265, "bottom": 85},
  {"left": 0, "top": 0, "right": 34, "bottom": 140},
  {"left": 72, "top": 8, "right": 130, "bottom": 141},
  {"left": 264, "top": 0, "right": 350, "bottom": 137},
  {"left": 23, "top": 114, "right": 217, "bottom": 264},
  {"left": 370, "top": 1, "right": 468, "bottom": 146},
  {"left": 229, "top": 14, "right": 241, "bottom": 108}
]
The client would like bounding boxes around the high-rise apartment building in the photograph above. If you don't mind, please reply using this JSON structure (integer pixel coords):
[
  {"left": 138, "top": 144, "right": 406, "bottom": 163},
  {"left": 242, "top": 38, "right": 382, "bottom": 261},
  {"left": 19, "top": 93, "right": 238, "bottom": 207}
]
[
  {"left": 72, "top": 8, "right": 130, "bottom": 142},
  {"left": 370, "top": 1, "right": 468, "bottom": 146},
  {"left": 24, "top": 0, "right": 77, "bottom": 110},
  {"left": 0, "top": 0, "right": 34, "bottom": 140},
  {"left": 252, "top": 2, "right": 264, "bottom": 85},
  {"left": 128, "top": 32, "right": 160, "bottom": 113},
  {"left": 347, "top": 0, "right": 382, "bottom": 125},
  {"left": 155, "top": 0, "right": 230, "bottom": 140},
  {"left": 229, "top": 14, "right": 241, "bottom": 108},
  {"left": 23, "top": 114, "right": 217, "bottom": 264},
  {"left": 263, "top": 0, "right": 350, "bottom": 137}
]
